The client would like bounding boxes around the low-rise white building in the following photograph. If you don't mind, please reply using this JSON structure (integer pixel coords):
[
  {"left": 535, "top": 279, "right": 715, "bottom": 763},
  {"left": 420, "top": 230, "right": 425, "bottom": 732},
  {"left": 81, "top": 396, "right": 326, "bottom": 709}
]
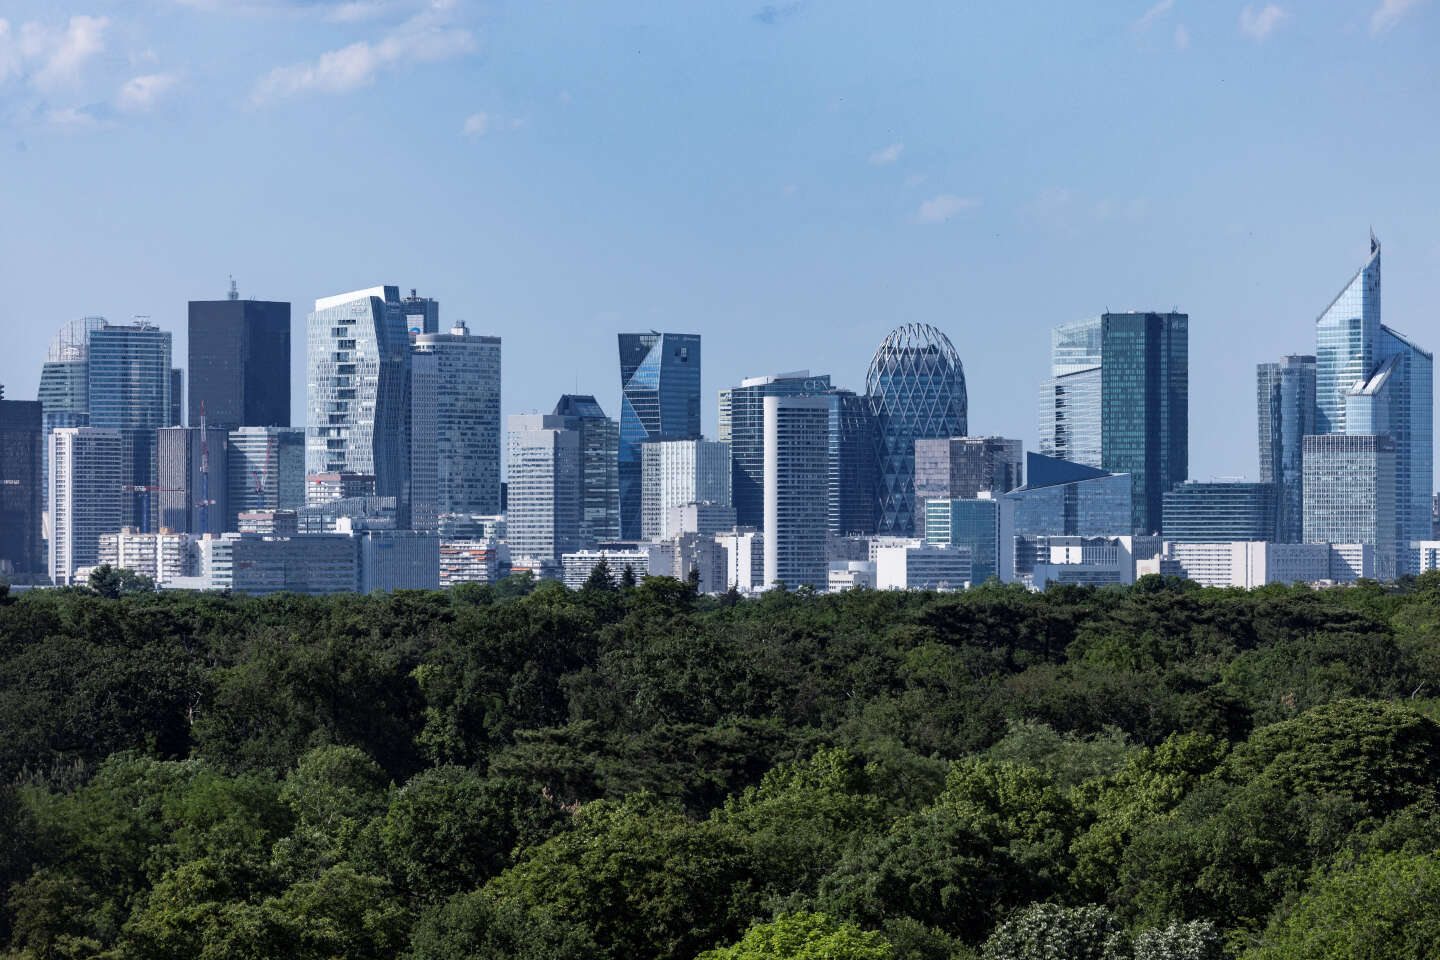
[
  {"left": 828, "top": 560, "right": 876, "bottom": 592},
  {"left": 560, "top": 549, "right": 651, "bottom": 589},
  {"left": 875, "top": 542, "right": 972, "bottom": 591},
  {"left": 97, "top": 528, "right": 199, "bottom": 586}
]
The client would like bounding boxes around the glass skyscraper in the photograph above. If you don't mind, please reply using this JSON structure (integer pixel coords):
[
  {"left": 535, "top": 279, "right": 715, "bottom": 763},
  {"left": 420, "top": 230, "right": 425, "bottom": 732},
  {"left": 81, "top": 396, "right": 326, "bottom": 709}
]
[
  {"left": 826, "top": 388, "right": 879, "bottom": 538},
  {"left": 1038, "top": 318, "right": 1102, "bottom": 468},
  {"left": 88, "top": 320, "right": 173, "bottom": 530},
  {"left": 1161, "top": 481, "right": 1277, "bottom": 542},
  {"left": 553, "top": 394, "right": 620, "bottom": 544},
  {"left": 157, "top": 426, "right": 230, "bottom": 535},
  {"left": 306, "top": 287, "right": 411, "bottom": 519},
  {"left": 414, "top": 322, "right": 503, "bottom": 516},
  {"left": 641, "top": 439, "right": 731, "bottom": 541},
  {"left": 37, "top": 317, "right": 103, "bottom": 501},
  {"left": 228, "top": 427, "right": 305, "bottom": 524},
  {"left": 718, "top": 371, "right": 831, "bottom": 528},
  {"left": 188, "top": 294, "right": 291, "bottom": 431},
  {"left": 866, "top": 323, "right": 967, "bottom": 537},
  {"left": 0, "top": 395, "right": 44, "bottom": 578},
  {"left": 1256, "top": 355, "right": 1315, "bottom": 542},
  {"left": 1309, "top": 236, "right": 1432, "bottom": 574},
  {"left": 506, "top": 414, "right": 582, "bottom": 565},
  {"left": 764, "top": 395, "right": 829, "bottom": 590},
  {"left": 617, "top": 332, "right": 701, "bottom": 539},
  {"left": 1303, "top": 434, "right": 1396, "bottom": 581}
]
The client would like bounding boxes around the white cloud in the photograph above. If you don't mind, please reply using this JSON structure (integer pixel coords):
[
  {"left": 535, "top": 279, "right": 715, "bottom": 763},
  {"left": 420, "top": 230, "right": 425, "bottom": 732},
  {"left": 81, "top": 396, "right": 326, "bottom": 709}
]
[
  {"left": 914, "top": 194, "right": 980, "bottom": 224},
  {"left": 1134, "top": 0, "right": 1175, "bottom": 29},
  {"left": 1174, "top": 23, "right": 1190, "bottom": 47},
  {"left": 462, "top": 111, "right": 487, "bottom": 136},
  {"left": 117, "top": 73, "right": 177, "bottom": 111},
  {"left": 868, "top": 141, "right": 903, "bottom": 166},
  {"left": 1239, "top": 4, "right": 1287, "bottom": 39},
  {"left": 251, "top": 0, "right": 474, "bottom": 104},
  {"left": 1370, "top": 0, "right": 1425, "bottom": 33},
  {"left": 0, "top": 15, "right": 110, "bottom": 92}
]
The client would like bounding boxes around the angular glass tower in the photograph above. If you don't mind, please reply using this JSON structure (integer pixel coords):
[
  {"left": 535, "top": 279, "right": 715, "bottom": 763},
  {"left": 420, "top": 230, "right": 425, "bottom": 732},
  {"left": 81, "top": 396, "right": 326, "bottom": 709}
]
[
  {"left": 617, "top": 332, "right": 701, "bottom": 539},
  {"left": 1256, "top": 355, "right": 1315, "bottom": 542},
  {"left": 188, "top": 294, "right": 291, "bottom": 431},
  {"left": 1038, "top": 318, "right": 1102, "bottom": 468},
  {"left": 1310, "top": 236, "right": 1433, "bottom": 574},
  {"left": 718, "top": 371, "right": 831, "bottom": 528},
  {"left": 306, "top": 287, "right": 411, "bottom": 517},
  {"left": 866, "top": 323, "right": 967, "bottom": 536},
  {"left": 553, "top": 394, "right": 620, "bottom": 544}
]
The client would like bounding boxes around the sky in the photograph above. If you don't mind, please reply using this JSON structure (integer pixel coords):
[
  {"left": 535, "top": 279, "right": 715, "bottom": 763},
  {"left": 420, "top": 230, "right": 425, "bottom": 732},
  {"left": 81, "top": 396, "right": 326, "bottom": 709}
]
[{"left": 1, "top": 0, "right": 1437, "bottom": 481}]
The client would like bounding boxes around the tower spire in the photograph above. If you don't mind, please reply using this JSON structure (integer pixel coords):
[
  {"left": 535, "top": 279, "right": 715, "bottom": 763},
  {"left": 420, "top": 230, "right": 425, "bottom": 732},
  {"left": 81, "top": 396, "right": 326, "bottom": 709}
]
[{"left": 228, "top": 276, "right": 239, "bottom": 301}]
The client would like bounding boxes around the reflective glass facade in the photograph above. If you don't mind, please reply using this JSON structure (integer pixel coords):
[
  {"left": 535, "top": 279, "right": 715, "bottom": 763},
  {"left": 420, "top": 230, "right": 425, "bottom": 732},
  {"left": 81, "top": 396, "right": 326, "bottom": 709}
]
[
  {"left": 764, "top": 395, "right": 829, "bottom": 590},
  {"left": 1038, "top": 318, "right": 1102, "bottom": 468},
  {"left": 1256, "top": 355, "right": 1315, "bottom": 542},
  {"left": 554, "top": 394, "right": 620, "bottom": 543},
  {"left": 925, "top": 497, "right": 999, "bottom": 583},
  {"left": 913, "top": 436, "right": 1023, "bottom": 536},
  {"left": 188, "top": 298, "right": 291, "bottom": 431},
  {"left": 157, "top": 426, "right": 230, "bottom": 535},
  {"left": 228, "top": 427, "right": 305, "bottom": 525},
  {"left": 1002, "top": 453, "right": 1133, "bottom": 578},
  {"left": 826, "top": 388, "right": 879, "bottom": 538},
  {"left": 0, "top": 399, "right": 44, "bottom": 576},
  {"left": 306, "top": 287, "right": 410, "bottom": 517},
  {"left": 618, "top": 332, "right": 701, "bottom": 539},
  {"left": 88, "top": 321, "right": 173, "bottom": 529},
  {"left": 866, "top": 323, "right": 967, "bottom": 536},
  {"left": 718, "top": 371, "right": 830, "bottom": 528},
  {"left": 641, "top": 439, "right": 731, "bottom": 541},
  {"left": 1315, "top": 242, "right": 1380, "bottom": 436},
  {"left": 414, "top": 323, "right": 502, "bottom": 516},
  {"left": 1303, "top": 434, "right": 1396, "bottom": 580},
  {"left": 1161, "top": 481, "right": 1277, "bottom": 542}
]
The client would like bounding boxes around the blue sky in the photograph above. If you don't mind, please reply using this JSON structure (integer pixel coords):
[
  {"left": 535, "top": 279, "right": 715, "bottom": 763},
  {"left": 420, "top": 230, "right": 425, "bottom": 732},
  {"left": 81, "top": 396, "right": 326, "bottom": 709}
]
[{"left": 1, "top": 0, "right": 1437, "bottom": 480}]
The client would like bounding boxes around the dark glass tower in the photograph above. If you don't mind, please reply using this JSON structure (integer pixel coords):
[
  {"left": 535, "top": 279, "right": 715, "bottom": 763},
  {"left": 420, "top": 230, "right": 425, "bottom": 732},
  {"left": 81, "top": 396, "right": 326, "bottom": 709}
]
[
  {"left": 188, "top": 293, "right": 291, "bottom": 431},
  {"left": 1257, "top": 355, "right": 1315, "bottom": 542},
  {"left": 0, "top": 392, "right": 44, "bottom": 577},
  {"left": 553, "top": 394, "right": 620, "bottom": 544},
  {"left": 719, "top": 371, "right": 831, "bottom": 528},
  {"left": 912, "top": 436, "right": 1024, "bottom": 536},
  {"left": 88, "top": 320, "right": 173, "bottom": 530},
  {"left": 1098, "top": 311, "right": 1188, "bottom": 535},
  {"left": 617, "top": 332, "right": 701, "bottom": 539},
  {"left": 826, "top": 389, "right": 879, "bottom": 537},
  {"left": 157, "top": 426, "right": 230, "bottom": 534}
]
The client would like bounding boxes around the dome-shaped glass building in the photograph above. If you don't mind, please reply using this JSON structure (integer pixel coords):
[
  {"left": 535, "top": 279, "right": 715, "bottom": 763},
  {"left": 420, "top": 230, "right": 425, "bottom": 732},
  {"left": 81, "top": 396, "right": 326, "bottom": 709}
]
[{"left": 866, "top": 323, "right": 967, "bottom": 535}]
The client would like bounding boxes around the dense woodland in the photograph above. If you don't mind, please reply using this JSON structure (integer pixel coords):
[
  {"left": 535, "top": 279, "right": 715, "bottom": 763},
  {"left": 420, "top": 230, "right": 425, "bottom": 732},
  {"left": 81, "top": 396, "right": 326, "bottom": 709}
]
[{"left": 5, "top": 567, "right": 1440, "bottom": 958}]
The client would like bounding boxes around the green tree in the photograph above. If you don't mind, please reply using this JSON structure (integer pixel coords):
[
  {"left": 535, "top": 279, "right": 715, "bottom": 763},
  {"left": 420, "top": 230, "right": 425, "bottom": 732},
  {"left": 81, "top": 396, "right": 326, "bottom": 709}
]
[
  {"left": 582, "top": 559, "right": 616, "bottom": 593},
  {"left": 698, "top": 912, "right": 895, "bottom": 960},
  {"left": 87, "top": 564, "right": 156, "bottom": 598},
  {"left": 980, "top": 904, "right": 1129, "bottom": 960}
]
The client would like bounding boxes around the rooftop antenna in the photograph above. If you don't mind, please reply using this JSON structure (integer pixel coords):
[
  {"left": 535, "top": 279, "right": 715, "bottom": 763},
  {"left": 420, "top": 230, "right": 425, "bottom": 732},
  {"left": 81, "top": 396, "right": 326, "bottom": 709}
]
[{"left": 228, "top": 276, "right": 239, "bottom": 301}]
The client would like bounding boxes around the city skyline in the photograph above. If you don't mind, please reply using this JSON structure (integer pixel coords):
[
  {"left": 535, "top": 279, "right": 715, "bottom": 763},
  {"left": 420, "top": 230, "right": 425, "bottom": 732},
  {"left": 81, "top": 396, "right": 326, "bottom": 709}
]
[{"left": 3, "top": 2, "right": 1438, "bottom": 482}]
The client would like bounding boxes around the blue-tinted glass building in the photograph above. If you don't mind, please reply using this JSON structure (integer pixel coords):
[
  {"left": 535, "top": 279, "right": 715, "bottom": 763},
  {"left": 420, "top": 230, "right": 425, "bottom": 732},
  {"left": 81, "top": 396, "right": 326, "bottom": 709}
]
[
  {"left": 1311, "top": 236, "right": 1432, "bottom": 574},
  {"left": 1001, "top": 452, "right": 1132, "bottom": 579},
  {"left": 554, "top": 394, "right": 620, "bottom": 544},
  {"left": 1038, "top": 318, "right": 1102, "bottom": 468},
  {"left": 88, "top": 320, "right": 173, "bottom": 529},
  {"left": 925, "top": 496, "right": 1000, "bottom": 583},
  {"left": 1161, "top": 481, "right": 1277, "bottom": 542},
  {"left": 913, "top": 436, "right": 1023, "bottom": 536},
  {"left": 718, "top": 371, "right": 831, "bottom": 529},
  {"left": 1303, "top": 433, "right": 1396, "bottom": 580},
  {"left": 188, "top": 295, "right": 291, "bottom": 431},
  {"left": 827, "top": 388, "right": 879, "bottom": 537},
  {"left": 306, "top": 287, "right": 411, "bottom": 518},
  {"left": 866, "top": 323, "right": 967, "bottom": 537},
  {"left": 617, "top": 332, "right": 701, "bottom": 539},
  {"left": 1256, "top": 355, "right": 1315, "bottom": 542}
]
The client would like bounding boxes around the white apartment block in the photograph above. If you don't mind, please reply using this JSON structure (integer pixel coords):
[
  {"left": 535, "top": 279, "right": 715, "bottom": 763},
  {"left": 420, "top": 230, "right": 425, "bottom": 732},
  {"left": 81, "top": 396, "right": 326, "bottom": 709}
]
[{"left": 49, "top": 427, "right": 123, "bottom": 586}]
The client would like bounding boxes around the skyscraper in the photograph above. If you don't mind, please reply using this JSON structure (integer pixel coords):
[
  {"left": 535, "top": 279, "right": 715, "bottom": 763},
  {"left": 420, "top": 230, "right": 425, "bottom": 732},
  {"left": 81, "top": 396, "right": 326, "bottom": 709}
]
[
  {"left": 413, "top": 322, "right": 503, "bottom": 516},
  {"left": 617, "top": 332, "right": 701, "bottom": 539},
  {"left": 188, "top": 292, "right": 291, "bottom": 431},
  {"left": 1310, "top": 236, "right": 1432, "bottom": 573},
  {"left": 640, "top": 439, "right": 731, "bottom": 541},
  {"left": 306, "top": 287, "right": 410, "bottom": 519},
  {"left": 1303, "top": 434, "right": 1396, "bottom": 580},
  {"left": 0, "top": 392, "right": 44, "bottom": 578},
  {"left": 228, "top": 427, "right": 305, "bottom": 524},
  {"left": 88, "top": 320, "right": 173, "bottom": 530},
  {"left": 401, "top": 291, "right": 440, "bottom": 336},
  {"left": 49, "top": 427, "right": 123, "bottom": 586},
  {"left": 170, "top": 369, "right": 184, "bottom": 427},
  {"left": 506, "top": 414, "right": 582, "bottom": 565},
  {"left": 407, "top": 349, "right": 439, "bottom": 532},
  {"left": 719, "top": 371, "right": 831, "bottom": 528},
  {"left": 1038, "top": 318, "right": 1103, "bottom": 468},
  {"left": 553, "top": 394, "right": 620, "bottom": 543},
  {"left": 826, "top": 389, "right": 880, "bottom": 538},
  {"left": 764, "top": 395, "right": 829, "bottom": 590},
  {"left": 157, "top": 426, "right": 230, "bottom": 535},
  {"left": 866, "top": 323, "right": 967, "bottom": 537},
  {"left": 37, "top": 317, "right": 103, "bottom": 505},
  {"left": 1256, "top": 355, "right": 1316, "bottom": 542},
  {"left": 912, "top": 436, "right": 1024, "bottom": 536}
]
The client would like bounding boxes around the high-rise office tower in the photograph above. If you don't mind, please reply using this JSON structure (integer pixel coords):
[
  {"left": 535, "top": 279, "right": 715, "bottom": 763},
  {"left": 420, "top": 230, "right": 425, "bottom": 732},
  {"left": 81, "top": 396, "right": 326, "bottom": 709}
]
[
  {"left": 88, "top": 320, "right": 173, "bottom": 530},
  {"left": 413, "top": 322, "right": 503, "bottom": 515},
  {"left": 1038, "top": 313, "right": 1188, "bottom": 536},
  {"left": 1256, "top": 355, "right": 1316, "bottom": 542},
  {"left": 763, "top": 395, "right": 829, "bottom": 590},
  {"left": 157, "top": 426, "right": 230, "bottom": 535},
  {"left": 506, "top": 414, "right": 582, "bottom": 565},
  {"left": 553, "top": 394, "right": 620, "bottom": 543},
  {"left": 401, "top": 291, "right": 440, "bottom": 336},
  {"left": 1311, "top": 236, "right": 1432, "bottom": 574},
  {"left": 640, "top": 439, "right": 731, "bottom": 541},
  {"left": 407, "top": 350, "right": 439, "bottom": 532},
  {"left": 37, "top": 318, "right": 103, "bottom": 507},
  {"left": 719, "top": 371, "right": 832, "bottom": 528},
  {"left": 188, "top": 290, "right": 291, "bottom": 431},
  {"left": 170, "top": 369, "right": 184, "bottom": 427},
  {"left": 617, "top": 332, "right": 701, "bottom": 539},
  {"left": 912, "top": 436, "right": 1024, "bottom": 536},
  {"left": 306, "top": 287, "right": 411, "bottom": 520},
  {"left": 826, "top": 389, "right": 880, "bottom": 538},
  {"left": 1303, "top": 434, "right": 1396, "bottom": 580},
  {"left": 1161, "top": 482, "right": 1277, "bottom": 542},
  {"left": 0, "top": 392, "right": 44, "bottom": 577},
  {"left": 49, "top": 427, "right": 123, "bottom": 586},
  {"left": 866, "top": 324, "right": 967, "bottom": 537},
  {"left": 228, "top": 427, "right": 305, "bottom": 524}
]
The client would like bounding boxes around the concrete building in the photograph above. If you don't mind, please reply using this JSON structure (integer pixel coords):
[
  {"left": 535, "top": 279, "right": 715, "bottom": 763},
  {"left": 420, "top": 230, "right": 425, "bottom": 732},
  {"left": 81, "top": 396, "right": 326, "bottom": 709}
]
[
  {"left": 49, "top": 427, "right": 123, "bottom": 586},
  {"left": 875, "top": 541, "right": 973, "bottom": 591},
  {"left": 198, "top": 533, "right": 357, "bottom": 594},
  {"left": 561, "top": 548, "right": 651, "bottom": 589},
  {"left": 1144, "top": 540, "right": 1374, "bottom": 587},
  {"left": 763, "top": 395, "right": 828, "bottom": 590},
  {"left": 667, "top": 501, "right": 737, "bottom": 539},
  {"left": 507, "top": 414, "right": 582, "bottom": 564},
  {"left": 717, "top": 528, "right": 764, "bottom": 594},
  {"left": 648, "top": 532, "right": 727, "bottom": 593},
  {"left": 828, "top": 560, "right": 877, "bottom": 592},
  {"left": 640, "top": 439, "right": 731, "bottom": 541},
  {"left": 354, "top": 528, "right": 440, "bottom": 592},
  {"left": 236, "top": 510, "right": 299, "bottom": 535},
  {"left": 97, "top": 528, "right": 198, "bottom": 586},
  {"left": 1028, "top": 536, "right": 1140, "bottom": 590},
  {"left": 440, "top": 539, "right": 506, "bottom": 586}
]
